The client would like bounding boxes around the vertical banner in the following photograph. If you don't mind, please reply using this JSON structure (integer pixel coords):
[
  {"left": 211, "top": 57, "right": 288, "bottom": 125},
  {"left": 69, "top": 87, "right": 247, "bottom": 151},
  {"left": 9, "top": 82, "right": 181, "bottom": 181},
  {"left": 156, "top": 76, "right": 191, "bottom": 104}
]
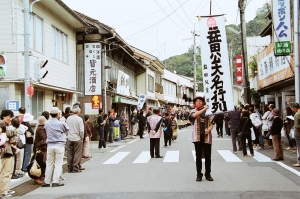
[
  {"left": 137, "top": 94, "right": 146, "bottom": 111},
  {"left": 198, "top": 15, "right": 234, "bottom": 114},
  {"left": 117, "top": 70, "right": 130, "bottom": 96},
  {"left": 84, "top": 43, "right": 101, "bottom": 95},
  {"left": 236, "top": 55, "right": 243, "bottom": 85},
  {"left": 273, "top": 0, "right": 292, "bottom": 56}
]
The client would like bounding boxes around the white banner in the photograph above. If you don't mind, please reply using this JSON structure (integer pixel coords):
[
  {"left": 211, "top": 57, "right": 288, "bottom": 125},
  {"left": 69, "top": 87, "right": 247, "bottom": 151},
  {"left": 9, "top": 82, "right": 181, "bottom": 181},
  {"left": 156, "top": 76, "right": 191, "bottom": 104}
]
[
  {"left": 84, "top": 43, "right": 101, "bottom": 95},
  {"left": 137, "top": 94, "right": 146, "bottom": 111},
  {"left": 117, "top": 70, "right": 130, "bottom": 96},
  {"left": 198, "top": 15, "right": 234, "bottom": 114}
]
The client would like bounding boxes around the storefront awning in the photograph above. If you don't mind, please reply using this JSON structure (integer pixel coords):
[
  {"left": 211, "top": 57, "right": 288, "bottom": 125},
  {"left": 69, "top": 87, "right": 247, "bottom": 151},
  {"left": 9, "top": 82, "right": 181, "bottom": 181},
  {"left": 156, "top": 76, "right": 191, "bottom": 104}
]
[
  {"left": 112, "top": 95, "right": 137, "bottom": 105},
  {"left": 33, "top": 83, "right": 82, "bottom": 94}
]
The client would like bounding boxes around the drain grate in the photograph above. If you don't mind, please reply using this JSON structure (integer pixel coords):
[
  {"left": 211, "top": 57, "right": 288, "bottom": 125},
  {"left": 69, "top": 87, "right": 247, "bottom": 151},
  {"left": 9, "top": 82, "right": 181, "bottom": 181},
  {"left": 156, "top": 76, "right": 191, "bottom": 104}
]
[{"left": 11, "top": 158, "right": 90, "bottom": 196}]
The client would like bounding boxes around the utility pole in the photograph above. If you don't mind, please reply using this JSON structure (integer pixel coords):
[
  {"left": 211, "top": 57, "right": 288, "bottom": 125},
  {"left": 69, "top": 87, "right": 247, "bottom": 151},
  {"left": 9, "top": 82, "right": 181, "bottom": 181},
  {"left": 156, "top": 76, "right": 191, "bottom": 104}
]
[
  {"left": 24, "top": 0, "right": 31, "bottom": 113},
  {"left": 294, "top": 0, "right": 300, "bottom": 103},
  {"left": 192, "top": 29, "right": 199, "bottom": 98},
  {"left": 238, "top": 0, "right": 250, "bottom": 104}
]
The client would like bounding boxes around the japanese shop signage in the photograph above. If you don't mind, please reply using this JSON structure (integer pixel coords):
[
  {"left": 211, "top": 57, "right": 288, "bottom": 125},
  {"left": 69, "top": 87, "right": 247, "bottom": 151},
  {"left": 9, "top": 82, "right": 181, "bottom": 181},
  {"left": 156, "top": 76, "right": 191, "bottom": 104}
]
[
  {"left": 116, "top": 70, "right": 130, "bottom": 96},
  {"left": 236, "top": 55, "right": 243, "bottom": 85},
  {"left": 84, "top": 43, "right": 101, "bottom": 95},
  {"left": 273, "top": 0, "right": 292, "bottom": 56},
  {"left": 198, "top": 15, "right": 234, "bottom": 114},
  {"left": 257, "top": 42, "right": 293, "bottom": 89},
  {"left": 91, "top": 95, "right": 101, "bottom": 109}
]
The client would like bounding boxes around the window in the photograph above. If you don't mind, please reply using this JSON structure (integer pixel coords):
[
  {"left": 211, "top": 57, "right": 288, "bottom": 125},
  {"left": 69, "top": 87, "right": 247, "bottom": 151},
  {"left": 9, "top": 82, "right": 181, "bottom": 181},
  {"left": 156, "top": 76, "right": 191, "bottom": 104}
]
[
  {"left": 52, "top": 26, "right": 68, "bottom": 63},
  {"left": 148, "top": 74, "right": 154, "bottom": 92},
  {"left": 21, "top": 90, "right": 44, "bottom": 119},
  {"left": 29, "top": 14, "right": 43, "bottom": 52},
  {"left": 155, "top": 72, "right": 161, "bottom": 84}
]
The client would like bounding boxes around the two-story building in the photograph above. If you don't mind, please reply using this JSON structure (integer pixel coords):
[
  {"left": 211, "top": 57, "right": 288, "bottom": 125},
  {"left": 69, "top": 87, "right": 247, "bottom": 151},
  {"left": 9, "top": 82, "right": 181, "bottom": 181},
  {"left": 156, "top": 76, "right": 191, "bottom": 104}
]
[{"left": 0, "top": 0, "right": 91, "bottom": 118}]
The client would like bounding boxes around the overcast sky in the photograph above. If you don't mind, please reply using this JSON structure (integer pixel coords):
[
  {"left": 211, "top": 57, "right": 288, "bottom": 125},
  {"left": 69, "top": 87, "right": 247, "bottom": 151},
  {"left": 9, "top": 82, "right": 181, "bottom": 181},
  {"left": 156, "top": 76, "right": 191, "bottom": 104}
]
[{"left": 63, "top": 0, "right": 268, "bottom": 60}]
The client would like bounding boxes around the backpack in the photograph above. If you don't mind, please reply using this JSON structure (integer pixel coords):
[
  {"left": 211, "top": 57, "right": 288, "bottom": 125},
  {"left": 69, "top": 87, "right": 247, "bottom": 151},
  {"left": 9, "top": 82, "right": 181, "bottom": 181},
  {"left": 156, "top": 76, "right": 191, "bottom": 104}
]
[{"left": 92, "top": 115, "right": 100, "bottom": 128}]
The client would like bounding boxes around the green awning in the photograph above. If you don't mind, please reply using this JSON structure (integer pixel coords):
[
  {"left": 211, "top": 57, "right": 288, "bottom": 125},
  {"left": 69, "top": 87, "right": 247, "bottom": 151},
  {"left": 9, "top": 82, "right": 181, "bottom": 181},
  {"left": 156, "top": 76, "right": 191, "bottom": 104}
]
[{"left": 112, "top": 96, "right": 137, "bottom": 105}]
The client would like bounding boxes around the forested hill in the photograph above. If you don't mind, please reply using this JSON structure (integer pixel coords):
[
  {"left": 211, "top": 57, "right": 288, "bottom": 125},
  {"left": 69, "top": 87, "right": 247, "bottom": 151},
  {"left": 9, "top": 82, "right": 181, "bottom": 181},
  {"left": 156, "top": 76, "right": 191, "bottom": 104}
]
[{"left": 163, "top": 2, "right": 270, "bottom": 90}]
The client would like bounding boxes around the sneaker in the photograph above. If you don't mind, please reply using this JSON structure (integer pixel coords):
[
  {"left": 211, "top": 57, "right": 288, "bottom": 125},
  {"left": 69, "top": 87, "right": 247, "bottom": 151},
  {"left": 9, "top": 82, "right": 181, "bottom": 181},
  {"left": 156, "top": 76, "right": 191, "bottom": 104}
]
[
  {"left": 293, "top": 163, "right": 300, "bottom": 167},
  {"left": 7, "top": 190, "right": 15, "bottom": 194},
  {"left": 233, "top": 151, "right": 237, "bottom": 154},
  {"left": 291, "top": 147, "right": 297, "bottom": 150},
  {"left": 11, "top": 174, "right": 19, "bottom": 179},
  {"left": 286, "top": 147, "right": 291, "bottom": 150},
  {"left": 257, "top": 147, "right": 262, "bottom": 150},
  {"left": 103, "top": 147, "right": 107, "bottom": 151},
  {"left": 2, "top": 193, "right": 12, "bottom": 197}
]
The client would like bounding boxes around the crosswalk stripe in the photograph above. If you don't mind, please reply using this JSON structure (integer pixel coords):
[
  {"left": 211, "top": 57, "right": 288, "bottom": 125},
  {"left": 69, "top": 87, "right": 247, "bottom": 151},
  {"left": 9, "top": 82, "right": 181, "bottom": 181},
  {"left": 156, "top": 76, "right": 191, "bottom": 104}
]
[
  {"left": 163, "top": 151, "right": 179, "bottom": 162},
  {"left": 217, "top": 150, "right": 243, "bottom": 162},
  {"left": 133, "top": 151, "right": 151, "bottom": 163},
  {"left": 191, "top": 150, "right": 205, "bottom": 162},
  {"left": 248, "top": 150, "right": 273, "bottom": 162},
  {"left": 103, "top": 152, "right": 130, "bottom": 164}
]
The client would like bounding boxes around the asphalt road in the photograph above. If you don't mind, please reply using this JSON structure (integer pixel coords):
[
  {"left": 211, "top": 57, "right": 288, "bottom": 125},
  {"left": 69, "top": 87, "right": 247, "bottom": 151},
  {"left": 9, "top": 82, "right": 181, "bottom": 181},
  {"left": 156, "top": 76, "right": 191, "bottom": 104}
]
[{"left": 9, "top": 126, "right": 300, "bottom": 199}]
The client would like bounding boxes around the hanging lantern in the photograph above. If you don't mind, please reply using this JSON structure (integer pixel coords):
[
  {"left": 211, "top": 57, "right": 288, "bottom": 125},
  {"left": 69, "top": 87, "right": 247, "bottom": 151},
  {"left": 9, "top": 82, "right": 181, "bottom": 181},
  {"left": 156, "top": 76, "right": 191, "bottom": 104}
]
[{"left": 27, "top": 84, "right": 34, "bottom": 98}]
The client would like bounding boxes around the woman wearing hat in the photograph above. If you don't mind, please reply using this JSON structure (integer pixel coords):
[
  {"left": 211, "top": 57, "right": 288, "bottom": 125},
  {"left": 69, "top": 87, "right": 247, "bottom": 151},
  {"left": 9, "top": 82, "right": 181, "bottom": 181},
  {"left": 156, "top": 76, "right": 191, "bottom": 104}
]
[
  {"left": 189, "top": 96, "right": 214, "bottom": 181},
  {"left": 269, "top": 108, "right": 284, "bottom": 161}
]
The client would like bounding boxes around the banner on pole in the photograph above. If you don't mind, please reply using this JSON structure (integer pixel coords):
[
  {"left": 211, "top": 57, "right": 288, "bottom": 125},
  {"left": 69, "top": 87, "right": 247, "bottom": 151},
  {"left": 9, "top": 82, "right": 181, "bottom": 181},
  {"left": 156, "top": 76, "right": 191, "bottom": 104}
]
[
  {"left": 137, "top": 94, "right": 146, "bottom": 111},
  {"left": 236, "top": 55, "right": 243, "bottom": 85},
  {"left": 198, "top": 15, "right": 234, "bottom": 114}
]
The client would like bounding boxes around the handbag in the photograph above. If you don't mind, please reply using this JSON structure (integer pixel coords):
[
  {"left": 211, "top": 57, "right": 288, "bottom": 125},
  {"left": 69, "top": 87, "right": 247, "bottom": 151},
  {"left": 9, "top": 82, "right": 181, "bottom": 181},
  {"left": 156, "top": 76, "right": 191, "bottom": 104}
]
[
  {"left": 262, "top": 124, "right": 269, "bottom": 131},
  {"left": 17, "top": 136, "right": 25, "bottom": 149},
  {"left": 290, "top": 128, "right": 295, "bottom": 139},
  {"left": 30, "top": 158, "right": 41, "bottom": 178},
  {"left": 281, "top": 127, "right": 286, "bottom": 137},
  {"left": 250, "top": 127, "right": 256, "bottom": 140},
  {"left": 26, "top": 131, "right": 32, "bottom": 138},
  {"left": 238, "top": 118, "right": 248, "bottom": 139}
]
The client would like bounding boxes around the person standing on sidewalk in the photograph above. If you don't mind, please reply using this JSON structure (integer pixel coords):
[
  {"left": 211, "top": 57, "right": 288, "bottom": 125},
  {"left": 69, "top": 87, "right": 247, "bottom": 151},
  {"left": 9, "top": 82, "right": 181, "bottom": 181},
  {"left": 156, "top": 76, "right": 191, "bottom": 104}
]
[
  {"left": 97, "top": 109, "right": 106, "bottom": 149},
  {"left": 21, "top": 113, "right": 34, "bottom": 173},
  {"left": 42, "top": 107, "right": 69, "bottom": 187},
  {"left": 213, "top": 113, "right": 224, "bottom": 137},
  {"left": 119, "top": 112, "right": 127, "bottom": 140},
  {"left": 292, "top": 103, "right": 300, "bottom": 167},
  {"left": 66, "top": 104, "right": 84, "bottom": 173},
  {"left": 109, "top": 109, "right": 117, "bottom": 143},
  {"left": 189, "top": 95, "right": 214, "bottom": 182},
  {"left": 270, "top": 108, "right": 284, "bottom": 161}
]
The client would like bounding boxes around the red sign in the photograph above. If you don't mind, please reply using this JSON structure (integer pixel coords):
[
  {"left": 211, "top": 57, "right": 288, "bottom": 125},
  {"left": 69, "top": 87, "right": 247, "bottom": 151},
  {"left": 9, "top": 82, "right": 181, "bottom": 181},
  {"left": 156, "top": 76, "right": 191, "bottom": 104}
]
[
  {"left": 236, "top": 55, "right": 243, "bottom": 85},
  {"left": 91, "top": 95, "right": 100, "bottom": 109}
]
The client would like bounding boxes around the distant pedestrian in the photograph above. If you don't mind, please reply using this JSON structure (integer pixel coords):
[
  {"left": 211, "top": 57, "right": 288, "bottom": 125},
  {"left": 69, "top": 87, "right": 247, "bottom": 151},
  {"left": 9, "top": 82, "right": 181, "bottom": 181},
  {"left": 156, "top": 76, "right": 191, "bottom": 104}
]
[
  {"left": 103, "top": 114, "right": 109, "bottom": 143},
  {"left": 137, "top": 110, "right": 146, "bottom": 139},
  {"left": 227, "top": 107, "right": 242, "bottom": 153},
  {"left": 147, "top": 107, "right": 163, "bottom": 158},
  {"left": 129, "top": 110, "right": 137, "bottom": 138},
  {"left": 42, "top": 107, "right": 69, "bottom": 187},
  {"left": 109, "top": 109, "right": 117, "bottom": 143},
  {"left": 163, "top": 113, "right": 172, "bottom": 148},
  {"left": 213, "top": 113, "right": 224, "bottom": 137},
  {"left": 83, "top": 115, "right": 92, "bottom": 158},
  {"left": 119, "top": 112, "right": 127, "bottom": 140},
  {"left": 97, "top": 109, "right": 106, "bottom": 150},
  {"left": 283, "top": 106, "right": 296, "bottom": 150},
  {"left": 239, "top": 111, "right": 254, "bottom": 157},
  {"left": 270, "top": 108, "right": 283, "bottom": 161},
  {"left": 66, "top": 104, "right": 84, "bottom": 173},
  {"left": 21, "top": 113, "right": 34, "bottom": 172}
]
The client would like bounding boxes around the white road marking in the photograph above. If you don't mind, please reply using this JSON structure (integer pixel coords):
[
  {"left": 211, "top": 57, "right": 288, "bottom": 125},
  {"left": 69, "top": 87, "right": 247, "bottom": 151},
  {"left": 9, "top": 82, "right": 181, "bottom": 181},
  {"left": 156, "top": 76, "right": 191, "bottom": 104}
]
[
  {"left": 110, "top": 145, "right": 126, "bottom": 152},
  {"left": 127, "top": 139, "right": 139, "bottom": 145},
  {"left": 133, "top": 151, "right": 151, "bottom": 163},
  {"left": 163, "top": 151, "right": 179, "bottom": 162},
  {"left": 276, "top": 162, "right": 300, "bottom": 176},
  {"left": 249, "top": 150, "right": 273, "bottom": 162},
  {"left": 103, "top": 152, "right": 130, "bottom": 164},
  {"left": 192, "top": 150, "right": 205, "bottom": 162},
  {"left": 217, "top": 150, "right": 243, "bottom": 162}
]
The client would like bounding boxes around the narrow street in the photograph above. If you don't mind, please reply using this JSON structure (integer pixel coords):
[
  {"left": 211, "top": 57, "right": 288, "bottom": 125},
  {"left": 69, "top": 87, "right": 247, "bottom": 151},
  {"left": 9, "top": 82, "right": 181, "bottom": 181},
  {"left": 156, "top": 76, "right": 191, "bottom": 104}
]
[{"left": 9, "top": 126, "right": 300, "bottom": 199}]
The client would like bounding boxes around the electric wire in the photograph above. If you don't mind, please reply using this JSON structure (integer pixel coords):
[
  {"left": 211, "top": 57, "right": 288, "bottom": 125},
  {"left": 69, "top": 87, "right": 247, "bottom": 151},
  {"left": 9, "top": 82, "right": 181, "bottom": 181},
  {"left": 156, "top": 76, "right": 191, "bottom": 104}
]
[
  {"left": 167, "top": 0, "right": 193, "bottom": 30},
  {"left": 176, "top": 0, "right": 194, "bottom": 26},
  {"left": 124, "top": 0, "right": 190, "bottom": 39},
  {"left": 114, "top": 0, "right": 178, "bottom": 27},
  {"left": 154, "top": 0, "right": 187, "bottom": 32},
  {"left": 191, "top": 0, "right": 205, "bottom": 16}
]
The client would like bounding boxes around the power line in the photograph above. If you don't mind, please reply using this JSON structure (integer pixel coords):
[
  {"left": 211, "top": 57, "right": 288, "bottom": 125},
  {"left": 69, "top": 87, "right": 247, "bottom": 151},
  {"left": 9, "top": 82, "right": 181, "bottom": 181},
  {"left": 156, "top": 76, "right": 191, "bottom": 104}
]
[
  {"left": 154, "top": 0, "right": 187, "bottom": 32},
  {"left": 167, "top": 0, "right": 192, "bottom": 30},
  {"left": 124, "top": 0, "right": 190, "bottom": 39},
  {"left": 114, "top": 0, "right": 178, "bottom": 27},
  {"left": 177, "top": 0, "right": 194, "bottom": 26}
]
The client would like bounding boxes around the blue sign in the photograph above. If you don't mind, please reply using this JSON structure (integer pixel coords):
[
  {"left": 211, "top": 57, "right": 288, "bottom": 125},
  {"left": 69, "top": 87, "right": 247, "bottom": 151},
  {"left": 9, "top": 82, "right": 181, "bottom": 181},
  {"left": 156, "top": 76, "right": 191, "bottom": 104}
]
[{"left": 6, "top": 100, "right": 20, "bottom": 112}]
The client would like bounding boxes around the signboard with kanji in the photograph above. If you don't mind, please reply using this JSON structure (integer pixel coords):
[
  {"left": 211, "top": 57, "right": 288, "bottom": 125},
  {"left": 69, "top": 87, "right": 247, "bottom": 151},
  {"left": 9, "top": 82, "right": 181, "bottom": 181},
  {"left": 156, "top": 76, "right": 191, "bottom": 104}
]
[
  {"left": 198, "top": 15, "right": 234, "bottom": 114},
  {"left": 236, "top": 55, "right": 243, "bottom": 85},
  {"left": 273, "top": 0, "right": 292, "bottom": 56},
  {"left": 84, "top": 43, "right": 101, "bottom": 95}
]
